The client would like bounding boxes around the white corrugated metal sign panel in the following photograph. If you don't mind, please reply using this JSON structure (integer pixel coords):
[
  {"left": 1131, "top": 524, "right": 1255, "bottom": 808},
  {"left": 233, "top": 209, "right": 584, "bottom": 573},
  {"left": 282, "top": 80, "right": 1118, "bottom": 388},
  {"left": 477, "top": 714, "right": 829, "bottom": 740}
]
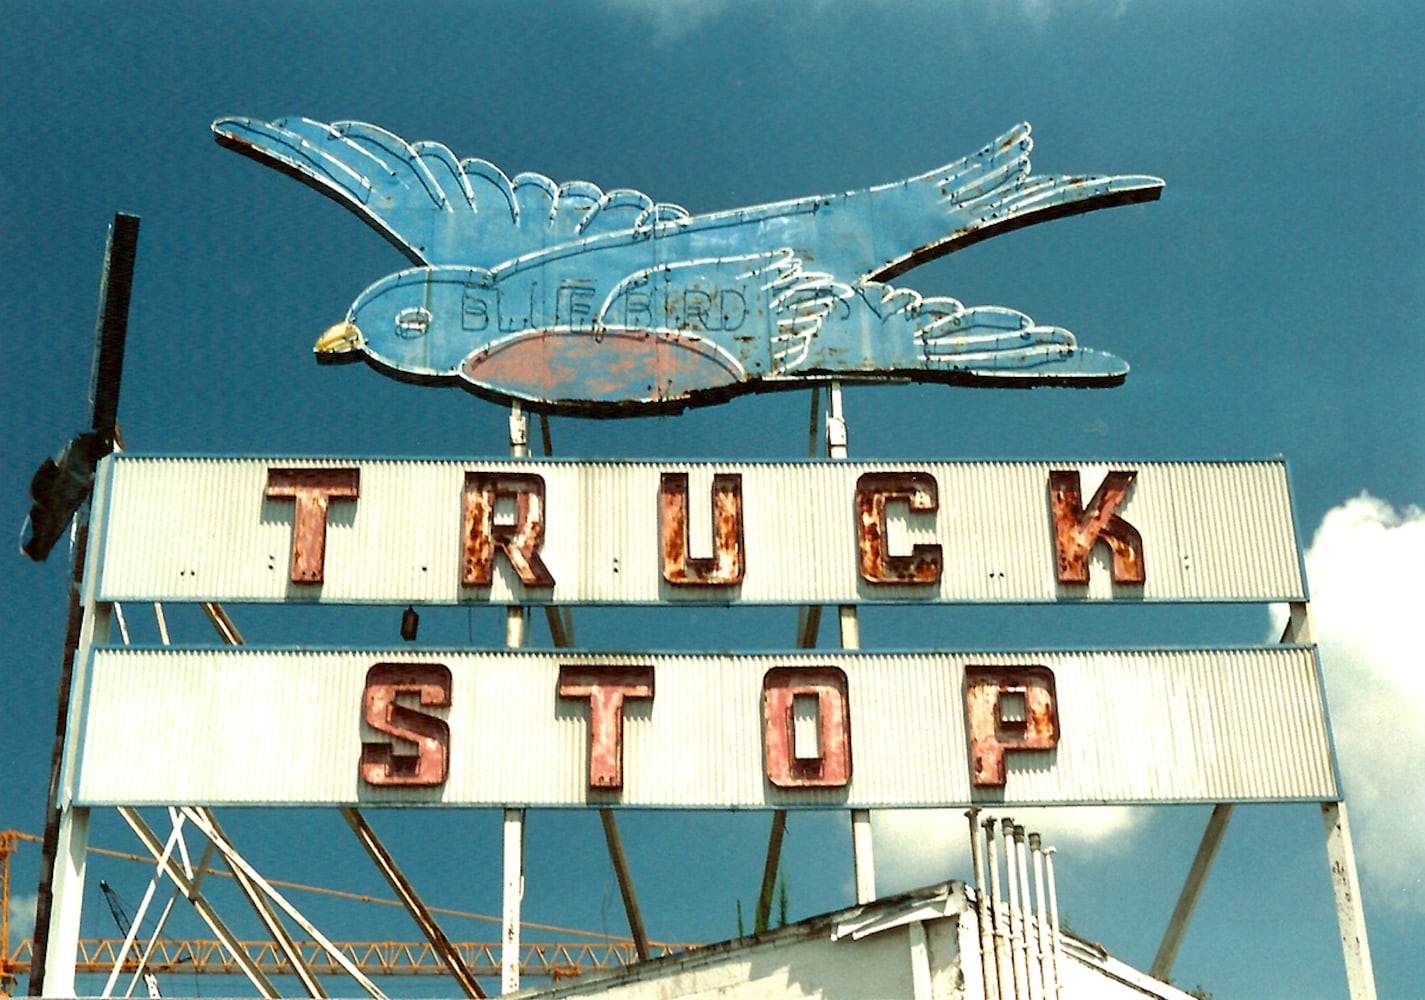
[
  {"left": 93, "top": 457, "right": 1305, "bottom": 605},
  {"left": 75, "top": 646, "right": 1335, "bottom": 808}
]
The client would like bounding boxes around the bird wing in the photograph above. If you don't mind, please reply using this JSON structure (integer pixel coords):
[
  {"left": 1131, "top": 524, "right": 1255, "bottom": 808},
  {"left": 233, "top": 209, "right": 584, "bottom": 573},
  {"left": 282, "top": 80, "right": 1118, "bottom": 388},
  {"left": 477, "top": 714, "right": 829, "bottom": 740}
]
[
  {"left": 854, "top": 280, "right": 1129, "bottom": 384},
  {"left": 213, "top": 116, "right": 689, "bottom": 267},
  {"left": 862, "top": 123, "right": 1164, "bottom": 281}
]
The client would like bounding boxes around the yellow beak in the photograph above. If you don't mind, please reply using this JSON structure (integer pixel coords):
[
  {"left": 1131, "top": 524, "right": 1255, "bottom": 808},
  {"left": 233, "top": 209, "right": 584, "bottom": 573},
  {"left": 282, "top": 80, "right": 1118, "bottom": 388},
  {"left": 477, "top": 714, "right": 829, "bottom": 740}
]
[{"left": 315, "top": 320, "right": 363, "bottom": 355}]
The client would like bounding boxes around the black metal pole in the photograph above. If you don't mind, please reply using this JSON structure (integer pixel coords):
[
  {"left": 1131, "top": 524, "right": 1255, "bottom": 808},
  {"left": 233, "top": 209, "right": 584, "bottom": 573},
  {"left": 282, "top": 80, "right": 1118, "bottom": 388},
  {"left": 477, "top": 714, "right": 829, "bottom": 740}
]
[{"left": 28, "top": 213, "right": 139, "bottom": 995}]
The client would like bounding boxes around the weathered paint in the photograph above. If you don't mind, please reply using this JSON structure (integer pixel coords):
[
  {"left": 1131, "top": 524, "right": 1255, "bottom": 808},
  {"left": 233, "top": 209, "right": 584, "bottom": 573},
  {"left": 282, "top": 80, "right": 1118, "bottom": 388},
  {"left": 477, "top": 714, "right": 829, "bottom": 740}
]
[
  {"left": 461, "top": 472, "right": 554, "bottom": 587},
  {"left": 762, "top": 667, "right": 852, "bottom": 788},
  {"left": 93, "top": 457, "right": 1307, "bottom": 605},
  {"left": 659, "top": 472, "right": 745, "bottom": 586},
  {"left": 264, "top": 467, "right": 360, "bottom": 583},
  {"left": 556, "top": 666, "right": 655, "bottom": 790},
  {"left": 965, "top": 666, "right": 1061, "bottom": 787},
  {"left": 856, "top": 472, "right": 944, "bottom": 584},
  {"left": 213, "top": 118, "right": 1162, "bottom": 414},
  {"left": 359, "top": 663, "right": 452, "bottom": 787},
  {"left": 1049, "top": 469, "right": 1145, "bottom": 584},
  {"left": 74, "top": 647, "right": 1336, "bottom": 808}
]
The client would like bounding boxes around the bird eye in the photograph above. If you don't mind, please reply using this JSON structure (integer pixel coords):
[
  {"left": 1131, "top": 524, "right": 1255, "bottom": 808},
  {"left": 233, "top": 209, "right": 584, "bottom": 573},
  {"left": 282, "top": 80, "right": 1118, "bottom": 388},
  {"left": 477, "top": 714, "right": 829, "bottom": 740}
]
[{"left": 394, "top": 306, "right": 432, "bottom": 339}]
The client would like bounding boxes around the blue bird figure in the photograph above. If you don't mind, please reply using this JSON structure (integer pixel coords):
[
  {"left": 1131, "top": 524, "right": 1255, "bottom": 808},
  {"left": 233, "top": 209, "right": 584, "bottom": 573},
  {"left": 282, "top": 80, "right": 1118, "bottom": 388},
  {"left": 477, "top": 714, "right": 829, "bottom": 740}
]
[{"left": 214, "top": 117, "right": 1161, "bottom": 415}]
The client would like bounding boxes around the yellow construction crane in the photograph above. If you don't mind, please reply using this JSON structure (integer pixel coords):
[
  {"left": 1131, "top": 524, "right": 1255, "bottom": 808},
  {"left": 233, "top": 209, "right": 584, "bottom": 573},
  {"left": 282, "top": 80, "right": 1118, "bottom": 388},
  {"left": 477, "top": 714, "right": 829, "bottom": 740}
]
[{"left": 1, "top": 831, "right": 687, "bottom": 996}]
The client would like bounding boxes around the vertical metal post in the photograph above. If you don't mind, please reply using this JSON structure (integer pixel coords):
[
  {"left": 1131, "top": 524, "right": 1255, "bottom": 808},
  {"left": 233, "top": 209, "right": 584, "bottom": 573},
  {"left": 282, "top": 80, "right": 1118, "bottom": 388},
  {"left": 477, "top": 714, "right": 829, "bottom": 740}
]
[
  {"left": 827, "top": 383, "right": 876, "bottom": 904},
  {"left": 501, "top": 809, "right": 523, "bottom": 995},
  {"left": 1322, "top": 802, "right": 1377, "bottom": 1000},
  {"left": 501, "top": 403, "right": 528, "bottom": 995}
]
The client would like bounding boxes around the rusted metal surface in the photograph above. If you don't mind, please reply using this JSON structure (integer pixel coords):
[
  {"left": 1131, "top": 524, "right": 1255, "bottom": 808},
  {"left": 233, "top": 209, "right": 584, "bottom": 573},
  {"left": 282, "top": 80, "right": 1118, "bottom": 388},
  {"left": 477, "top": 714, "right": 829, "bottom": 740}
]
[
  {"left": 359, "top": 663, "right": 452, "bottom": 787},
  {"left": 264, "top": 467, "right": 360, "bottom": 584},
  {"left": 659, "top": 472, "right": 744, "bottom": 586},
  {"left": 964, "top": 666, "right": 1060, "bottom": 787},
  {"left": 762, "top": 667, "right": 852, "bottom": 788},
  {"left": 461, "top": 472, "right": 554, "bottom": 587},
  {"left": 1048, "top": 469, "right": 1145, "bottom": 584},
  {"left": 94, "top": 457, "right": 1306, "bottom": 605},
  {"left": 557, "top": 666, "right": 655, "bottom": 789},
  {"left": 75, "top": 647, "right": 1336, "bottom": 808},
  {"left": 214, "top": 118, "right": 1162, "bottom": 415},
  {"left": 855, "top": 471, "right": 943, "bottom": 584}
]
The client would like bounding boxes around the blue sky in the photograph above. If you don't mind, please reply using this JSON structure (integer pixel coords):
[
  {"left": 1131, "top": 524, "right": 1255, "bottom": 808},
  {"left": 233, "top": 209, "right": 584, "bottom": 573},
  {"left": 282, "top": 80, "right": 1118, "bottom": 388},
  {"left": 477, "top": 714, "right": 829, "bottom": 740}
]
[{"left": 2, "top": 2, "right": 1421, "bottom": 998}]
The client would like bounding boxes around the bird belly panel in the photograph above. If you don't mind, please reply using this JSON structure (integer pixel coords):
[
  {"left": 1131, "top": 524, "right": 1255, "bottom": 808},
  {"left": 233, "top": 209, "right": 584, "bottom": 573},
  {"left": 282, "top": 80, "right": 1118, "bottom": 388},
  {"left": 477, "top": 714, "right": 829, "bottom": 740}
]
[{"left": 461, "top": 328, "right": 746, "bottom": 408}]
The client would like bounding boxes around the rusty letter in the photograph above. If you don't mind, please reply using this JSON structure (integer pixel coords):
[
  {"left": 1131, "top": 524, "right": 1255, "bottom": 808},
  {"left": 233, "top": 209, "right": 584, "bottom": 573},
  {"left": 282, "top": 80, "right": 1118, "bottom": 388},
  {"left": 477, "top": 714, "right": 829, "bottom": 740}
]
[
  {"left": 558, "top": 666, "right": 655, "bottom": 789},
  {"left": 763, "top": 667, "right": 852, "bottom": 788},
  {"left": 265, "top": 467, "right": 360, "bottom": 584},
  {"left": 360, "top": 663, "right": 452, "bottom": 787},
  {"left": 1048, "top": 470, "right": 1145, "bottom": 584},
  {"left": 964, "top": 665, "right": 1059, "bottom": 787},
  {"left": 462, "top": 472, "right": 555, "bottom": 587},
  {"left": 856, "top": 471, "right": 943, "bottom": 585},
  {"left": 660, "top": 472, "right": 745, "bottom": 586}
]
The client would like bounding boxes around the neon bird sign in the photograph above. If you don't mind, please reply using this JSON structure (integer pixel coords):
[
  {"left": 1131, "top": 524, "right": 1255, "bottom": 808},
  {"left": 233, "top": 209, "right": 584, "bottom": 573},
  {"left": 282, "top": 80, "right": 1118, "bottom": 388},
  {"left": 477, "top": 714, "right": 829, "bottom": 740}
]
[{"left": 214, "top": 118, "right": 1162, "bottom": 415}]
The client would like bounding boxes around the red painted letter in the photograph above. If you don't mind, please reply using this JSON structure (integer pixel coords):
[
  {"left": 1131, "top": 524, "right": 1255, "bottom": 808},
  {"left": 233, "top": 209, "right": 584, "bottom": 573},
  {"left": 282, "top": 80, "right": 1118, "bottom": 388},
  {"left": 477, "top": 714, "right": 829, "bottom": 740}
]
[
  {"left": 660, "top": 472, "right": 745, "bottom": 586},
  {"left": 763, "top": 667, "right": 852, "bottom": 787},
  {"left": 964, "top": 665, "right": 1059, "bottom": 787},
  {"left": 1049, "top": 470, "right": 1145, "bottom": 584},
  {"left": 557, "top": 666, "right": 654, "bottom": 789},
  {"left": 360, "top": 663, "right": 451, "bottom": 787},
  {"left": 856, "top": 472, "right": 943, "bottom": 585},
  {"left": 265, "top": 467, "right": 360, "bottom": 584},
  {"left": 462, "top": 472, "right": 555, "bottom": 587}
]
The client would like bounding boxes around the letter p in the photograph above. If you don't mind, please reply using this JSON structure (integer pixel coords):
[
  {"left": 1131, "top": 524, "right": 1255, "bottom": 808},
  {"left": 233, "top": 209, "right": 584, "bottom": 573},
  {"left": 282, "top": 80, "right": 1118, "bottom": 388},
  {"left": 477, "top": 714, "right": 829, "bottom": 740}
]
[{"left": 965, "top": 665, "right": 1059, "bottom": 787}]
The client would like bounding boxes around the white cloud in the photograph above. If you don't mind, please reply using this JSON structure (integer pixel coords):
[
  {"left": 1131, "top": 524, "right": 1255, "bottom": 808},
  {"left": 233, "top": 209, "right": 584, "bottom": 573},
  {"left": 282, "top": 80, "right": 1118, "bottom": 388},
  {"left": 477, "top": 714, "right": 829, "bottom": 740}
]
[
  {"left": 9, "top": 891, "right": 37, "bottom": 945},
  {"left": 602, "top": 0, "right": 1132, "bottom": 46},
  {"left": 601, "top": 0, "right": 747, "bottom": 45},
  {"left": 1269, "top": 493, "right": 1425, "bottom": 915},
  {"left": 873, "top": 806, "right": 1148, "bottom": 895}
]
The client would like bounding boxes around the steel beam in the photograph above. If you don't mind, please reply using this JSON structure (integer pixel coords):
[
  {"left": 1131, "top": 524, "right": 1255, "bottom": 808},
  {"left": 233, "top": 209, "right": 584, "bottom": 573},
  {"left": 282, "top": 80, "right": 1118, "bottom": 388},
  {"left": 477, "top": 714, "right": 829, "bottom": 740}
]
[
  {"left": 342, "top": 808, "right": 484, "bottom": 998},
  {"left": 753, "top": 811, "right": 788, "bottom": 934},
  {"left": 118, "top": 808, "right": 279, "bottom": 999},
  {"left": 599, "top": 811, "right": 650, "bottom": 961},
  {"left": 199, "top": 809, "right": 326, "bottom": 998},
  {"left": 1150, "top": 803, "right": 1233, "bottom": 980},
  {"left": 1322, "top": 802, "right": 1377, "bottom": 1000},
  {"left": 176, "top": 808, "right": 388, "bottom": 1000}
]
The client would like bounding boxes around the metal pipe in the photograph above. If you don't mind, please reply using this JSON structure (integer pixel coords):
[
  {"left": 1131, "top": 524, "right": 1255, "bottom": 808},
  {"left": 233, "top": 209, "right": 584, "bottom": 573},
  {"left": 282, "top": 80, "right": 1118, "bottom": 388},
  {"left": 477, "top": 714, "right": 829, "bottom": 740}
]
[
  {"left": 1030, "top": 833, "right": 1053, "bottom": 1000},
  {"left": 1014, "top": 825, "right": 1041, "bottom": 1000},
  {"left": 967, "top": 810, "right": 999, "bottom": 1000},
  {"left": 1001, "top": 819, "right": 1025, "bottom": 999},
  {"left": 1044, "top": 847, "right": 1064, "bottom": 1000},
  {"left": 983, "top": 817, "right": 1012, "bottom": 999}
]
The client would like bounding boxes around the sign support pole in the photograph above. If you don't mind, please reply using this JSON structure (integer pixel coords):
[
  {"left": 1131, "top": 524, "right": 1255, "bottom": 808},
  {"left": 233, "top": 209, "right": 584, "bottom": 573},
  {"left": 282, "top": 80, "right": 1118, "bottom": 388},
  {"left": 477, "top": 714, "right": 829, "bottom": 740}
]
[
  {"left": 31, "top": 213, "right": 139, "bottom": 995},
  {"left": 1276, "top": 601, "right": 1377, "bottom": 999},
  {"left": 826, "top": 383, "right": 876, "bottom": 904},
  {"left": 501, "top": 404, "right": 527, "bottom": 995}
]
